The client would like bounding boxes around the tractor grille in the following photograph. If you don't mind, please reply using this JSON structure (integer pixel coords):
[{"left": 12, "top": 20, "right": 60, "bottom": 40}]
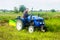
[{"left": 36, "top": 20, "right": 43, "bottom": 22}]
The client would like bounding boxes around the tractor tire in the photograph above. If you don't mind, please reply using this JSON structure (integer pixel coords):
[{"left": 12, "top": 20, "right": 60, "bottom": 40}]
[
  {"left": 28, "top": 26, "right": 34, "bottom": 33},
  {"left": 43, "top": 26, "right": 48, "bottom": 32},
  {"left": 16, "top": 19, "right": 23, "bottom": 31}
]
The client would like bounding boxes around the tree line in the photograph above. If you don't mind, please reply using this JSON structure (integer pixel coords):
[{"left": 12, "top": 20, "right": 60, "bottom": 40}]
[{"left": 0, "top": 5, "right": 56, "bottom": 13}]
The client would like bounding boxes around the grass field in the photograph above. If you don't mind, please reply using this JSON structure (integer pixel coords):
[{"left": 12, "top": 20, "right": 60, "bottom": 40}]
[{"left": 0, "top": 12, "right": 60, "bottom": 40}]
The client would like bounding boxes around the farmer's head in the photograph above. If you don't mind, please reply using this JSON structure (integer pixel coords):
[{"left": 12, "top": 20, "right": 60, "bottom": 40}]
[
  {"left": 24, "top": 8, "right": 29, "bottom": 13},
  {"left": 25, "top": 8, "right": 29, "bottom": 11}
]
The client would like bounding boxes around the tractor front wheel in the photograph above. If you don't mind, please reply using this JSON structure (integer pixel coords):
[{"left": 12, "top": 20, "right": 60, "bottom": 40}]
[{"left": 28, "top": 26, "right": 34, "bottom": 33}]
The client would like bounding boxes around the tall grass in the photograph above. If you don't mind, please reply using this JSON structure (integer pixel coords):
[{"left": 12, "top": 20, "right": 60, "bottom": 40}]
[
  {"left": 0, "top": 12, "right": 60, "bottom": 32},
  {"left": 0, "top": 12, "right": 60, "bottom": 40},
  {"left": 0, "top": 26, "right": 60, "bottom": 40},
  {"left": 45, "top": 18, "right": 60, "bottom": 32}
]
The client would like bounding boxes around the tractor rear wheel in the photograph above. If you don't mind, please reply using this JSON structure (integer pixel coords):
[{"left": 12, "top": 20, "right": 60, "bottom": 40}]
[{"left": 16, "top": 19, "right": 23, "bottom": 31}]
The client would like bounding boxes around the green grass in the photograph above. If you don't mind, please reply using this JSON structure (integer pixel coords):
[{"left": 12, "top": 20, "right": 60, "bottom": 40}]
[
  {"left": 0, "top": 12, "right": 23, "bottom": 20},
  {"left": 0, "top": 12, "right": 60, "bottom": 40},
  {"left": 45, "top": 18, "right": 60, "bottom": 32},
  {"left": 0, "top": 26, "right": 60, "bottom": 40}
]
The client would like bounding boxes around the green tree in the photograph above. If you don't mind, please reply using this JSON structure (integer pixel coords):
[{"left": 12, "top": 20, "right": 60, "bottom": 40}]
[
  {"left": 51, "top": 9, "right": 56, "bottom": 12},
  {"left": 19, "top": 5, "right": 26, "bottom": 12},
  {"left": 1, "top": 9, "right": 8, "bottom": 12},
  {"left": 14, "top": 7, "right": 19, "bottom": 13},
  {"left": 39, "top": 9, "right": 42, "bottom": 12}
]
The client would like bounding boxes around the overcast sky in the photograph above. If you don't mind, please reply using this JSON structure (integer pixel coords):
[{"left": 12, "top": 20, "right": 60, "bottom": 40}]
[{"left": 0, "top": 0, "right": 60, "bottom": 10}]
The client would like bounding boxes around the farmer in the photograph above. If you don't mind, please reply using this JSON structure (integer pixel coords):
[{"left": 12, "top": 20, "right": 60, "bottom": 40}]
[
  {"left": 23, "top": 8, "right": 29, "bottom": 18},
  {"left": 23, "top": 8, "right": 29, "bottom": 24}
]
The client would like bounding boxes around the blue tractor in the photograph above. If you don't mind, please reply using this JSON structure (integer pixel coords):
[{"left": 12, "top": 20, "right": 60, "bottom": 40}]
[{"left": 16, "top": 15, "right": 47, "bottom": 33}]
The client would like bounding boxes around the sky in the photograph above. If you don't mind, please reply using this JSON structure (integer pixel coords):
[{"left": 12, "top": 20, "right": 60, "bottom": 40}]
[{"left": 0, "top": 0, "right": 60, "bottom": 10}]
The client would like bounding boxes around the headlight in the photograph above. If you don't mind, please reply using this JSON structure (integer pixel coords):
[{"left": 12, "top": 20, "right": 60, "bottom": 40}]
[
  {"left": 40, "top": 22, "right": 42, "bottom": 24},
  {"left": 40, "top": 22, "right": 44, "bottom": 24},
  {"left": 43, "top": 22, "right": 44, "bottom": 24}
]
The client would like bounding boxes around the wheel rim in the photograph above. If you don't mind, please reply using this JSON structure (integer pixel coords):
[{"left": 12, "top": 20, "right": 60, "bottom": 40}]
[
  {"left": 16, "top": 20, "right": 22, "bottom": 31},
  {"left": 28, "top": 26, "right": 34, "bottom": 33}
]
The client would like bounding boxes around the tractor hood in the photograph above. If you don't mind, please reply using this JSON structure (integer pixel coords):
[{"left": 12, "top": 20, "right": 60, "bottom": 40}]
[{"left": 28, "top": 16, "right": 44, "bottom": 20}]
